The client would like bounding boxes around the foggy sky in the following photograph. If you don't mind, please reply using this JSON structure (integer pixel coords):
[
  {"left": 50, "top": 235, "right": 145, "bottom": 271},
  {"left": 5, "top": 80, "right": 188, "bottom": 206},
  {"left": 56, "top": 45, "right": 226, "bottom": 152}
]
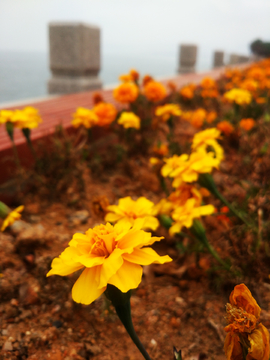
[{"left": 0, "top": 0, "right": 269, "bottom": 59}]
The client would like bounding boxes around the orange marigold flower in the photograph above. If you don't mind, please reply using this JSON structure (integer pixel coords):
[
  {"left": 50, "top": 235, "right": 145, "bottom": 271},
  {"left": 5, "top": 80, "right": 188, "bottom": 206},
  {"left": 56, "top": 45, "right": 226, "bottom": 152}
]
[
  {"left": 169, "top": 184, "right": 202, "bottom": 208},
  {"left": 224, "top": 284, "right": 270, "bottom": 360},
  {"left": 201, "top": 88, "right": 219, "bottom": 98},
  {"left": 201, "top": 77, "right": 216, "bottom": 89},
  {"left": 217, "top": 121, "right": 234, "bottom": 136},
  {"left": 180, "top": 84, "right": 196, "bottom": 99},
  {"left": 240, "top": 118, "right": 255, "bottom": 131},
  {"left": 152, "top": 143, "right": 169, "bottom": 156},
  {"left": 113, "top": 82, "right": 139, "bottom": 103},
  {"left": 144, "top": 81, "right": 167, "bottom": 102},
  {"left": 93, "top": 102, "right": 117, "bottom": 126},
  {"left": 92, "top": 92, "right": 104, "bottom": 105},
  {"left": 256, "top": 97, "right": 266, "bottom": 104},
  {"left": 142, "top": 75, "right": 153, "bottom": 86},
  {"left": 129, "top": 69, "right": 140, "bottom": 82},
  {"left": 240, "top": 79, "right": 258, "bottom": 92},
  {"left": 190, "top": 108, "right": 207, "bottom": 128},
  {"left": 206, "top": 111, "right": 217, "bottom": 124}
]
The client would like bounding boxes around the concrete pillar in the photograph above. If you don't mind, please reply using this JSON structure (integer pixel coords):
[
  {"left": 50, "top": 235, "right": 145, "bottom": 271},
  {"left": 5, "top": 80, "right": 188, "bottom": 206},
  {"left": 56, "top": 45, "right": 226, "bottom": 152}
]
[
  {"left": 238, "top": 55, "right": 250, "bottom": 64},
  {"left": 229, "top": 53, "right": 240, "bottom": 65},
  {"left": 213, "top": 51, "right": 224, "bottom": 68},
  {"left": 48, "top": 22, "right": 102, "bottom": 95},
  {"left": 178, "top": 44, "right": 198, "bottom": 74}
]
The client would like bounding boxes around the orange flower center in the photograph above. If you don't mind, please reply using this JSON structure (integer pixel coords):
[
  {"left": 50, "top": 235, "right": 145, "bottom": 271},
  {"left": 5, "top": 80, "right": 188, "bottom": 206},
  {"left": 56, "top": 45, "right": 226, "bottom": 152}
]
[{"left": 225, "top": 303, "right": 258, "bottom": 333}]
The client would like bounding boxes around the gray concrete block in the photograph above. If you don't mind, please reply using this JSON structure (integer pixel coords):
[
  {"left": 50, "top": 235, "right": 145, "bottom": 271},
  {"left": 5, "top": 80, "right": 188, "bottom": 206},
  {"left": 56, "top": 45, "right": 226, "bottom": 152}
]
[
  {"left": 213, "top": 51, "right": 224, "bottom": 68},
  {"left": 178, "top": 44, "right": 197, "bottom": 74}
]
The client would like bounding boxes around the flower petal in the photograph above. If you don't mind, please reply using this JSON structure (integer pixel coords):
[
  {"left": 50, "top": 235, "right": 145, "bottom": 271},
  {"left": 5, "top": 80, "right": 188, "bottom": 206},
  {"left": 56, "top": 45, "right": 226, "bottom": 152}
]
[
  {"left": 108, "top": 260, "right": 143, "bottom": 293},
  {"left": 72, "top": 267, "right": 106, "bottom": 305},
  {"left": 47, "top": 257, "right": 84, "bottom": 277},
  {"left": 122, "top": 247, "right": 172, "bottom": 265},
  {"left": 98, "top": 248, "right": 127, "bottom": 289}
]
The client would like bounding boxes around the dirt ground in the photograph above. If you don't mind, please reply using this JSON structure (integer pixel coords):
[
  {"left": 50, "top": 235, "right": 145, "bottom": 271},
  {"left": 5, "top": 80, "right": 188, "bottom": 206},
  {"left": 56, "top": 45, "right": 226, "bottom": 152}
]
[{"left": 1, "top": 117, "right": 270, "bottom": 360}]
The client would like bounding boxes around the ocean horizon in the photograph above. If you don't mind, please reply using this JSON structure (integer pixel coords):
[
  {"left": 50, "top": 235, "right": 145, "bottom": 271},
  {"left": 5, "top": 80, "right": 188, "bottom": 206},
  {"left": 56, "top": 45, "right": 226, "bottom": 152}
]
[{"left": 0, "top": 50, "right": 211, "bottom": 105}]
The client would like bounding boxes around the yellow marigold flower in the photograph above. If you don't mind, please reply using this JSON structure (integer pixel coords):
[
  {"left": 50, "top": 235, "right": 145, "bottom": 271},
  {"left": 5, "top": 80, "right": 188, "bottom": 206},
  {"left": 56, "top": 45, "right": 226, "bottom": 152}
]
[
  {"left": 72, "top": 107, "right": 99, "bottom": 129},
  {"left": 192, "top": 128, "right": 224, "bottom": 161},
  {"left": 155, "top": 104, "right": 182, "bottom": 122},
  {"left": 47, "top": 220, "right": 172, "bottom": 305},
  {"left": 11, "top": 107, "right": 42, "bottom": 129},
  {"left": 105, "top": 196, "right": 159, "bottom": 231},
  {"left": 0, "top": 110, "right": 14, "bottom": 124},
  {"left": 206, "top": 111, "right": 217, "bottom": 124},
  {"left": 118, "top": 112, "right": 140, "bottom": 129},
  {"left": 240, "top": 118, "right": 255, "bottom": 131},
  {"left": 169, "top": 198, "right": 215, "bottom": 235},
  {"left": 190, "top": 108, "right": 207, "bottom": 128},
  {"left": 224, "top": 284, "right": 270, "bottom": 360},
  {"left": 93, "top": 102, "right": 117, "bottom": 126},
  {"left": 180, "top": 84, "right": 195, "bottom": 99},
  {"left": 154, "top": 198, "right": 173, "bottom": 216},
  {"left": 1, "top": 205, "right": 24, "bottom": 232},
  {"left": 113, "top": 82, "right": 139, "bottom": 103},
  {"left": 224, "top": 88, "right": 252, "bottom": 105},
  {"left": 143, "top": 81, "right": 167, "bottom": 102},
  {"left": 161, "top": 154, "right": 189, "bottom": 178},
  {"left": 217, "top": 121, "right": 234, "bottom": 136},
  {"left": 171, "top": 150, "right": 221, "bottom": 188}
]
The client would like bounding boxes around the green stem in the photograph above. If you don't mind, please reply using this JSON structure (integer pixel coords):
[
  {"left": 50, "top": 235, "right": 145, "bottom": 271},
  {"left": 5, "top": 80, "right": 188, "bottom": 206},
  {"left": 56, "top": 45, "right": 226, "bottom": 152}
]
[
  {"left": 22, "top": 128, "right": 37, "bottom": 162},
  {"left": 0, "top": 202, "right": 10, "bottom": 219},
  {"left": 198, "top": 173, "right": 250, "bottom": 227},
  {"left": 105, "top": 285, "right": 152, "bottom": 360},
  {"left": 191, "top": 219, "right": 231, "bottom": 271}
]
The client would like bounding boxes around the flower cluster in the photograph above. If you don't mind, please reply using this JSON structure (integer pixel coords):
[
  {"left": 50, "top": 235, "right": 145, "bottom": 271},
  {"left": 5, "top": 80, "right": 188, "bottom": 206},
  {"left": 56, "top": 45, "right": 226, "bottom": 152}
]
[{"left": 0, "top": 106, "right": 42, "bottom": 129}]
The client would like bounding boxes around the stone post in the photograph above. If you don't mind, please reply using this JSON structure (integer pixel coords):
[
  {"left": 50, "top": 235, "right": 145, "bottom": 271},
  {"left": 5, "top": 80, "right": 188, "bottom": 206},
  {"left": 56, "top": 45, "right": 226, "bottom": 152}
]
[
  {"left": 229, "top": 53, "right": 240, "bottom": 65},
  {"left": 178, "top": 44, "right": 198, "bottom": 74},
  {"left": 213, "top": 51, "right": 224, "bottom": 68},
  {"left": 48, "top": 22, "right": 102, "bottom": 94}
]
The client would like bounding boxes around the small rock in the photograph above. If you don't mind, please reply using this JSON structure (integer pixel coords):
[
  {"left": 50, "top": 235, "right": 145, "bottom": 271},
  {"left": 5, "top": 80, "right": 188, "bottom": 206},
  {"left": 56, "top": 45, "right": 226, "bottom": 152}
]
[
  {"left": 52, "top": 320, "right": 63, "bottom": 329},
  {"left": 150, "top": 339, "right": 157, "bottom": 347},
  {"left": 2, "top": 340, "right": 13, "bottom": 351},
  {"left": 19, "top": 281, "right": 40, "bottom": 305},
  {"left": 85, "top": 344, "right": 102, "bottom": 355},
  {"left": 10, "top": 220, "right": 31, "bottom": 235},
  {"left": 2, "top": 329, "right": 8, "bottom": 336},
  {"left": 69, "top": 210, "right": 89, "bottom": 226}
]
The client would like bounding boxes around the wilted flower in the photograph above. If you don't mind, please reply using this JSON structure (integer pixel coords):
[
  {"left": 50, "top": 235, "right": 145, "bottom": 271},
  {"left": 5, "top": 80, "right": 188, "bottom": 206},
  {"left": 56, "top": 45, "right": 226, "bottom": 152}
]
[
  {"left": 224, "top": 284, "right": 270, "bottom": 360},
  {"left": 72, "top": 107, "right": 99, "bottom": 129},
  {"left": 47, "top": 220, "right": 172, "bottom": 305},
  {"left": 155, "top": 104, "right": 182, "bottom": 122},
  {"left": 113, "top": 82, "right": 139, "bottom": 103},
  {"left": 240, "top": 118, "right": 255, "bottom": 131},
  {"left": 169, "top": 198, "right": 215, "bottom": 235},
  {"left": 93, "top": 102, "right": 117, "bottom": 126},
  {"left": 1, "top": 205, "right": 24, "bottom": 232},
  {"left": 192, "top": 128, "right": 224, "bottom": 161},
  {"left": 217, "top": 121, "right": 234, "bottom": 136},
  {"left": 224, "top": 88, "right": 252, "bottom": 105},
  {"left": 105, "top": 196, "right": 159, "bottom": 231},
  {"left": 143, "top": 81, "right": 167, "bottom": 102},
  {"left": 118, "top": 112, "right": 140, "bottom": 129},
  {"left": 11, "top": 107, "right": 42, "bottom": 129}
]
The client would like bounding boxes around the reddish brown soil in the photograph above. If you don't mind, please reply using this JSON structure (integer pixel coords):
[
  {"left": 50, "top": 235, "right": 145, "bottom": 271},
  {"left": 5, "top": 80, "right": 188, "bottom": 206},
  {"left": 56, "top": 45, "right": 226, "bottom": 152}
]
[{"left": 1, "top": 120, "right": 270, "bottom": 360}]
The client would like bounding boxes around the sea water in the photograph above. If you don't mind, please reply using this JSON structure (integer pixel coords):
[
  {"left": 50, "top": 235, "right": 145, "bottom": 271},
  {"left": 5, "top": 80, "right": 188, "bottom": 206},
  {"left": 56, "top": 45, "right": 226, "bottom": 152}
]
[{"left": 0, "top": 50, "right": 210, "bottom": 105}]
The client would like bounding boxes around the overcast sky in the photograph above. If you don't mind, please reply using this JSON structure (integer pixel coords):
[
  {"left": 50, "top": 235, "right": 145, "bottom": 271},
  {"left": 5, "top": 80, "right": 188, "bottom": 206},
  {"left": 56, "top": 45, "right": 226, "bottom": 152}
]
[{"left": 0, "top": 0, "right": 269, "bottom": 60}]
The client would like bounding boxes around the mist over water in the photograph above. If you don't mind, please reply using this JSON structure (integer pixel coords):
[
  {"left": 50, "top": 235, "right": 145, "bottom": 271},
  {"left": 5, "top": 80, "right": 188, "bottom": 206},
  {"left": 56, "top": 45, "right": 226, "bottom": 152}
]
[{"left": 0, "top": 49, "right": 211, "bottom": 104}]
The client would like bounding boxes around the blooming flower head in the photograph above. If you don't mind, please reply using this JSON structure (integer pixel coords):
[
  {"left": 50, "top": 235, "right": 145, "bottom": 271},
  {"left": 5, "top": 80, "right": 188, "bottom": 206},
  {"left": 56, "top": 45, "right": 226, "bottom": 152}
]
[
  {"left": 190, "top": 108, "right": 207, "bottom": 128},
  {"left": 0, "top": 110, "right": 14, "bottom": 124},
  {"left": 224, "top": 284, "right": 269, "bottom": 360},
  {"left": 1, "top": 205, "right": 24, "bottom": 232},
  {"left": 201, "top": 77, "right": 216, "bottom": 89},
  {"left": 168, "top": 183, "right": 202, "bottom": 208},
  {"left": 72, "top": 107, "right": 99, "bottom": 129},
  {"left": 155, "top": 104, "right": 182, "bottom": 122},
  {"left": 240, "top": 118, "right": 255, "bottom": 131},
  {"left": 161, "top": 154, "right": 189, "bottom": 178},
  {"left": 47, "top": 220, "right": 172, "bottom": 305},
  {"left": 224, "top": 88, "right": 252, "bottom": 105},
  {"left": 206, "top": 111, "right": 217, "bottom": 124},
  {"left": 217, "top": 121, "right": 234, "bottom": 136},
  {"left": 180, "top": 84, "right": 195, "bottom": 99},
  {"left": 169, "top": 198, "right": 214, "bottom": 235},
  {"left": 93, "top": 102, "right": 117, "bottom": 126},
  {"left": 152, "top": 143, "right": 169, "bottom": 156},
  {"left": 118, "top": 112, "right": 140, "bottom": 129},
  {"left": 105, "top": 196, "right": 159, "bottom": 231},
  {"left": 192, "top": 128, "right": 224, "bottom": 161},
  {"left": 172, "top": 150, "right": 221, "bottom": 188},
  {"left": 143, "top": 81, "right": 167, "bottom": 102},
  {"left": 11, "top": 107, "right": 42, "bottom": 129},
  {"left": 113, "top": 82, "right": 139, "bottom": 103},
  {"left": 240, "top": 79, "right": 258, "bottom": 93}
]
